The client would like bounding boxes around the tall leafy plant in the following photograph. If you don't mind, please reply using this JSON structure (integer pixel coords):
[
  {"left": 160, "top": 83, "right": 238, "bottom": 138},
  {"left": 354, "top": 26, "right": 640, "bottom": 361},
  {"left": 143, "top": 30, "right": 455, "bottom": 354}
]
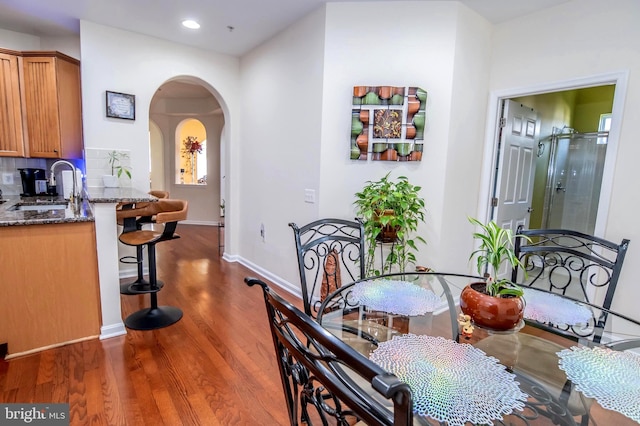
[
  {"left": 468, "top": 217, "right": 530, "bottom": 297},
  {"left": 107, "top": 150, "right": 132, "bottom": 179},
  {"left": 354, "top": 173, "right": 426, "bottom": 276}
]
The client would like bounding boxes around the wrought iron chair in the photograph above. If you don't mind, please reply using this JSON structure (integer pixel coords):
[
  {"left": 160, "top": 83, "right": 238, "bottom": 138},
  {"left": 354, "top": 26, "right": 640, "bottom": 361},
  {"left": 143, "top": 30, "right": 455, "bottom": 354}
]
[
  {"left": 244, "top": 277, "right": 413, "bottom": 426},
  {"left": 289, "top": 218, "right": 365, "bottom": 318},
  {"left": 511, "top": 226, "right": 630, "bottom": 342}
]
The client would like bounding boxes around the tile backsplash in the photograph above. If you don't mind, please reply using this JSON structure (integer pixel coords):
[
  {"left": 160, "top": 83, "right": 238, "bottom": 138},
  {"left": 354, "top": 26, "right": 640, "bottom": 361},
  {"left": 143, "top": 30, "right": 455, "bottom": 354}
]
[
  {"left": 0, "top": 149, "right": 132, "bottom": 199},
  {"left": 85, "top": 148, "right": 132, "bottom": 188},
  {"left": 0, "top": 157, "right": 48, "bottom": 197}
]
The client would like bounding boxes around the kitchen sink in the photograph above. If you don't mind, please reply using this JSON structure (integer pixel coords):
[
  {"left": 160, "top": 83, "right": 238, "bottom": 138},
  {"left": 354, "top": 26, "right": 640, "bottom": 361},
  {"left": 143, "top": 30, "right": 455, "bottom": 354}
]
[{"left": 11, "top": 203, "right": 68, "bottom": 211}]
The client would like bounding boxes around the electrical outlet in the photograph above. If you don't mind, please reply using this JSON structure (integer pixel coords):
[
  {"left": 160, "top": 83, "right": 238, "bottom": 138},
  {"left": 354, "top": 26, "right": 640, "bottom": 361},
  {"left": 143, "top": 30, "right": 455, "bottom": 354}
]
[
  {"left": 260, "top": 223, "right": 265, "bottom": 242},
  {"left": 2, "top": 173, "right": 14, "bottom": 185}
]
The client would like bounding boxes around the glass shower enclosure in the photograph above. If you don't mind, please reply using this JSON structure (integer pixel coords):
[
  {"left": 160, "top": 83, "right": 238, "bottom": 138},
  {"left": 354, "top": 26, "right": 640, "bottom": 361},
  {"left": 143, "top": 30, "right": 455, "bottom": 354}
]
[{"left": 542, "top": 130, "right": 609, "bottom": 234}]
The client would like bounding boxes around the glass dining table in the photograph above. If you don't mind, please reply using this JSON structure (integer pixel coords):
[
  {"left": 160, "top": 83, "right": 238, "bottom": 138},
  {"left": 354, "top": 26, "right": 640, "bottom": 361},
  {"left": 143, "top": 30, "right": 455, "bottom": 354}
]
[{"left": 316, "top": 272, "right": 640, "bottom": 426}]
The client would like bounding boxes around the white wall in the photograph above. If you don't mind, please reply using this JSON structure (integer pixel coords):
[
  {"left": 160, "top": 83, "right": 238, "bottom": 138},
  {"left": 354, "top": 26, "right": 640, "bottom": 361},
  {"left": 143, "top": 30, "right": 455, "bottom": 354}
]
[
  {"left": 489, "top": 0, "right": 640, "bottom": 317},
  {"left": 236, "top": 1, "right": 493, "bottom": 289},
  {"left": 439, "top": 5, "right": 493, "bottom": 273},
  {"left": 0, "top": 28, "right": 40, "bottom": 50},
  {"left": 40, "top": 36, "right": 81, "bottom": 59},
  {"left": 79, "top": 21, "right": 241, "bottom": 248},
  {"left": 0, "top": 29, "right": 79, "bottom": 59},
  {"left": 319, "top": 2, "right": 491, "bottom": 274},
  {"left": 239, "top": 6, "right": 327, "bottom": 288}
]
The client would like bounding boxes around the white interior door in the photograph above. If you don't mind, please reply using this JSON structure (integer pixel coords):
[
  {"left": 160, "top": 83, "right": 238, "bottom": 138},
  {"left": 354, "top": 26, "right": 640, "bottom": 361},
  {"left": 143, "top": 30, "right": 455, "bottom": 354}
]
[{"left": 493, "top": 100, "right": 538, "bottom": 233}]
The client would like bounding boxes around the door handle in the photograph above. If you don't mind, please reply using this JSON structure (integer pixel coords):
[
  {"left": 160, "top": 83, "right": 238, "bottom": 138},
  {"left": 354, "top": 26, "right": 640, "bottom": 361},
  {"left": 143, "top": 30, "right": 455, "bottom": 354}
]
[{"left": 527, "top": 207, "right": 534, "bottom": 213}]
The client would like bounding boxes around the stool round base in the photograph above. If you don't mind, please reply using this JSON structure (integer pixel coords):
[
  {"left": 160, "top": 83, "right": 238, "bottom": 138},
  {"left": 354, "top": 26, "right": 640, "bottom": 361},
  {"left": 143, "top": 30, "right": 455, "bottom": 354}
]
[
  {"left": 120, "top": 279, "right": 165, "bottom": 295},
  {"left": 125, "top": 306, "right": 183, "bottom": 330}
]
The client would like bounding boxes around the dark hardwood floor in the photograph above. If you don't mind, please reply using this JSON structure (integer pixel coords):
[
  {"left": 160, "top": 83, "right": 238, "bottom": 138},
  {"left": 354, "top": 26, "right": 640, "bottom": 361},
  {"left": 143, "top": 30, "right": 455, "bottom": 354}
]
[{"left": 0, "top": 224, "right": 293, "bottom": 425}]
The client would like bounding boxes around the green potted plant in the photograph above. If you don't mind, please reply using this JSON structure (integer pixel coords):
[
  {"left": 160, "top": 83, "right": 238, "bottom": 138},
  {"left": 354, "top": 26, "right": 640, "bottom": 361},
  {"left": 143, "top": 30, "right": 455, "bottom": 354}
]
[
  {"left": 354, "top": 173, "right": 426, "bottom": 276},
  {"left": 103, "top": 150, "right": 132, "bottom": 187},
  {"left": 460, "top": 217, "right": 531, "bottom": 331}
]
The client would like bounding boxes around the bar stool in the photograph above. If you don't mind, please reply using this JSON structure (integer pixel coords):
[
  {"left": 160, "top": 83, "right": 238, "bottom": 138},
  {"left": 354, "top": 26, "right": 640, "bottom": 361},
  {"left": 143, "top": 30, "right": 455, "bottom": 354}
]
[
  {"left": 117, "top": 190, "right": 169, "bottom": 295},
  {"left": 118, "top": 199, "right": 188, "bottom": 330}
]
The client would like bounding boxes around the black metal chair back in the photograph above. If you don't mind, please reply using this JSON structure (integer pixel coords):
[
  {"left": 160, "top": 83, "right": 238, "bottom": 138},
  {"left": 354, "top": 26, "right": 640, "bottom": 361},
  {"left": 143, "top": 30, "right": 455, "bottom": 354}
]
[
  {"left": 289, "top": 218, "right": 365, "bottom": 318},
  {"left": 245, "top": 277, "right": 413, "bottom": 426},
  {"left": 512, "top": 226, "right": 630, "bottom": 341}
]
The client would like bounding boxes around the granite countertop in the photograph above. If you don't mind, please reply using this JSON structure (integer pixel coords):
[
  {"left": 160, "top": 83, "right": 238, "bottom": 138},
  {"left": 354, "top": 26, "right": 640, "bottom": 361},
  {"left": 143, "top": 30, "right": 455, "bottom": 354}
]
[
  {"left": 0, "top": 187, "right": 156, "bottom": 227},
  {"left": 85, "top": 187, "right": 157, "bottom": 204},
  {"left": 0, "top": 195, "right": 94, "bottom": 226}
]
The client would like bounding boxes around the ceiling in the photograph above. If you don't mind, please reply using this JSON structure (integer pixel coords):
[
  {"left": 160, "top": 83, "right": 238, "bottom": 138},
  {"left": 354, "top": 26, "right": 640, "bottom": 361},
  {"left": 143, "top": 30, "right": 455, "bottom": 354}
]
[{"left": 0, "top": 0, "right": 571, "bottom": 57}]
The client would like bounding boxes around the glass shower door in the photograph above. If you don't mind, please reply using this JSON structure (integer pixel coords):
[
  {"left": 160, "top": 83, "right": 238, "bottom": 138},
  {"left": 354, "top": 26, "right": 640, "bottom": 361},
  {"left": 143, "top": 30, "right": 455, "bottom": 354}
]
[{"left": 545, "top": 133, "right": 608, "bottom": 234}]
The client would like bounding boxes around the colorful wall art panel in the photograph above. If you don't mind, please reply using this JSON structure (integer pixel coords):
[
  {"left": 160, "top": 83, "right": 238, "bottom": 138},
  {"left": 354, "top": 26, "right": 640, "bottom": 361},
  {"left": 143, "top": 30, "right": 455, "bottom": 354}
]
[{"left": 350, "top": 86, "right": 426, "bottom": 162}]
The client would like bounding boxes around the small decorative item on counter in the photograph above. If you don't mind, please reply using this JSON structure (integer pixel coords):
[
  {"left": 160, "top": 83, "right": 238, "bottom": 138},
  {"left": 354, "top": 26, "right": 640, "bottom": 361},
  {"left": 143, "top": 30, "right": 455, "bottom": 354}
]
[
  {"left": 107, "top": 150, "right": 132, "bottom": 179},
  {"left": 104, "top": 150, "right": 131, "bottom": 188}
]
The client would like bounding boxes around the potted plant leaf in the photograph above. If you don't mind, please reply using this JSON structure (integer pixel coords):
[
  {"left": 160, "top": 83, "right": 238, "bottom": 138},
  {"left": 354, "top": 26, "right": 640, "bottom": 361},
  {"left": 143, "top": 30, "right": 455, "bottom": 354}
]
[
  {"left": 460, "top": 217, "right": 530, "bottom": 331},
  {"left": 103, "top": 150, "right": 132, "bottom": 187},
  {"left": 354, "top": 173, "right": 426, "bottom": 276}
]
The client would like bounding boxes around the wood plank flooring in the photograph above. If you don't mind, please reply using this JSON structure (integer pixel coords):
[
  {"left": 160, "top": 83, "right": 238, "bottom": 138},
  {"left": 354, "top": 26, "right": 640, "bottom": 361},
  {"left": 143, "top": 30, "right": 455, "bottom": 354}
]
[{"left": 0, "top": 224, "right": 292, "bottom": 425}]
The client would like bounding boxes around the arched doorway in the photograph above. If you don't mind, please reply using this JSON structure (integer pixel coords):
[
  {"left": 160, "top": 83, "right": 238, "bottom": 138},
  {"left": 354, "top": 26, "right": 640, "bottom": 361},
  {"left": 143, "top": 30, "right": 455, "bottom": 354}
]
[{"left": 149, "top": 79, "right": 225, "bottom": 226}]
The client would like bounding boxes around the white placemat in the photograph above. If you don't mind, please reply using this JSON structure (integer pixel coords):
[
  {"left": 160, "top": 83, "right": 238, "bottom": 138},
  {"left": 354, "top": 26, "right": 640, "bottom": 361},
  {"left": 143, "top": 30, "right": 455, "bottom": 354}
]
[
  {"left": 350, "top": 279, "right": 440, "bottom": 316},
  {"left": 523, "top": 288, "right": 592, "bottom": 326},
  {"left": 558, "top": 346, "right": 640, "bottom": 423},
  {"left": 370, "top": 334, "right": 527, "bottom": 425}
]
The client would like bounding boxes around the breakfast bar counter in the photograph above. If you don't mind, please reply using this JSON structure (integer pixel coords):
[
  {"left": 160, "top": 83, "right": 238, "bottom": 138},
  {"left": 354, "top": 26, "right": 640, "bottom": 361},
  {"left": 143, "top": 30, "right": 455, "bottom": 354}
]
[
  {"left": 0, "top": 187, "right": 156, "bottom": 358},
  {"left": 0, "top": 196, "right": 94, "bottom": 226},
  {"left": 85, "top": 187, "right": 157, "bottom": 341}
]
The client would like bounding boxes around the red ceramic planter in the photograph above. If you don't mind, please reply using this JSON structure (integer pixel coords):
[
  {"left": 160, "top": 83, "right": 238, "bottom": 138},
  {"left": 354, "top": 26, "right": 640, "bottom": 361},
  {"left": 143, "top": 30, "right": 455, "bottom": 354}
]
[{"left": 460, "top": 282, "right": 524, "bottom": 331}]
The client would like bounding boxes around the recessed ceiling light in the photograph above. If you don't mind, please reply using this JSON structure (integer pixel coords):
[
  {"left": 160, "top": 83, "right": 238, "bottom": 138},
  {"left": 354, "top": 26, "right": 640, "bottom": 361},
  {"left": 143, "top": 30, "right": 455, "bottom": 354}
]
[{"left": 182, "top": 20, "right": 200, "bottom": 29}]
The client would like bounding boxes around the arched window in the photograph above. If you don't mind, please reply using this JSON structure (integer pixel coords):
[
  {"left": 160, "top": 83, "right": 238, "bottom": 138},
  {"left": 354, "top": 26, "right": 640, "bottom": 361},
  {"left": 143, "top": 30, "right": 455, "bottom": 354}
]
[{"left": 176, "top": 118, "right": 207, "bottom": 185}]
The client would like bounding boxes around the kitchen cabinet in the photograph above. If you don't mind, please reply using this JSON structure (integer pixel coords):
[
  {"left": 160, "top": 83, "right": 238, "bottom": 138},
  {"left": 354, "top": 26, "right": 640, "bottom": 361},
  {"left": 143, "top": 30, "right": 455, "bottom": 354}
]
[
  {"left": 0, "top": 222, "right": 101, "bottom": 357},
  {"left": 20, "top": 51, "right": 83, "bottom": 159},
  {"left": 0, "top": 51, "right": 25, "bottom": 157}
]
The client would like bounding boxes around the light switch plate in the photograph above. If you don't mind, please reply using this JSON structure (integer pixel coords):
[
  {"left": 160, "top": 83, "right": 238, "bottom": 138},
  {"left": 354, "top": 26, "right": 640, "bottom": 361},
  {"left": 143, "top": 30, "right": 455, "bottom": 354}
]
[
  {"left": 304, "top": 189, "right": 316, "bottom": 203},
  {"left": 2, "top": 173, "right": 14, "bottom": 185}
]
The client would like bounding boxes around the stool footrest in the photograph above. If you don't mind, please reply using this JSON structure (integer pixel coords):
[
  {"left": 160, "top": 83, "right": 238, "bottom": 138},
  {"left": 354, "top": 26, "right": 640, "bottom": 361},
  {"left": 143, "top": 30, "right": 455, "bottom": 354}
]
[
  {"left": 119, "top": 255, "right": 143, "bottom": 265},
  {"left": 120, "top": 280, "right": 164, "bottom": 295},
  {"left": 125, "top": 306, "right": 183, "bottom": 330}
]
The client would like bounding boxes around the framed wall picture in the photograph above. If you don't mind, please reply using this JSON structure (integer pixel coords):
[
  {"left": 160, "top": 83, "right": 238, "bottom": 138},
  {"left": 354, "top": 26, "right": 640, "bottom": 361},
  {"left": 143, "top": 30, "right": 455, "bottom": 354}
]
[{"left": 106, "top": 91, "right": 136, "bottom": 120}]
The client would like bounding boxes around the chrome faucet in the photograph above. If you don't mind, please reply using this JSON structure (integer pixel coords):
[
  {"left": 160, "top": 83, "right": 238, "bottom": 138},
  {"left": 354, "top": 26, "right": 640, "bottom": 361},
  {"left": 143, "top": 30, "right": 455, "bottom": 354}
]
[{"left": 49, "top": 160, "right": 81, "bottom": 208}]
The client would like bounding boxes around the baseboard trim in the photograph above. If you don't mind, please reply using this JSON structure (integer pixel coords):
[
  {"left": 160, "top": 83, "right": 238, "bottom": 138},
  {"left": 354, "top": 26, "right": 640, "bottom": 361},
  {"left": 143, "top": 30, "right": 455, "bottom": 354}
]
[
  {"left": 182, "top": 220, "right": 218, "bottom": 226},
  {"left": 236, "top": 256, "right": 301, "bottom": 300},
  {"left": 100, "top": 322, "right": 127, "bottom": 340},
  {"left": 5, "top": 335, "right": 99, "bottom": 360}
]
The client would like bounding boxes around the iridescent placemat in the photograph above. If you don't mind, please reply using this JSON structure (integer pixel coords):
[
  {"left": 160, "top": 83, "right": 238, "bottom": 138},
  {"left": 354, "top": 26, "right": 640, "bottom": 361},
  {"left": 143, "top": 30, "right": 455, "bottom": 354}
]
[
  {"left": 350, "top": 279, "right": 440, "bottom": 316},
  {"left": 370, "top": 334, "right": 527, "bottom": 425},
  {"left": 558, "top": 346, "right": 640, "bottom": 423},
  {"left": 523, "top": 288, "right": 592, "bottom": 325}
]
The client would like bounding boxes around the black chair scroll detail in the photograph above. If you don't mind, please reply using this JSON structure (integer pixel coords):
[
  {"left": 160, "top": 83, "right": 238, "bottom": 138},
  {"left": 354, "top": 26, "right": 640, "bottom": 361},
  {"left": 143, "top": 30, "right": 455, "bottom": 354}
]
[
  {"left": 119, "top": 199, "right": 188, "bottom": 330},
  {"left": 289, "top": 218, "right": 365, "bottom": 319},
  {"left": 512, "top": 226, "right": 630, "bottom": 342},
  {"left": 244, "top": 277, "right": 413, "bottom": 426}
]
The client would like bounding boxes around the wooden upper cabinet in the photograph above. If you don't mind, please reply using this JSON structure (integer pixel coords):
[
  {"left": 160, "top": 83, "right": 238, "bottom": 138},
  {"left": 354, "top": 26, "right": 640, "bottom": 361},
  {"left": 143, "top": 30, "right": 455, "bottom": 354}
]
[
  {"left": 20, "top": 52, "right": 83, "bottom": 159},
  {"left": 0, "top": 51, "right": 25, "bottom": 157}
]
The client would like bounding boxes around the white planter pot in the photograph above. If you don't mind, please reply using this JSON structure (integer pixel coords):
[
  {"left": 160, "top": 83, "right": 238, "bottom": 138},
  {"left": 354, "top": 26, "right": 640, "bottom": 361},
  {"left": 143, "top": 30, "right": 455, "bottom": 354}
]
[{"left": 102, "top": 175, "right": 119, "bottom": 188}]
